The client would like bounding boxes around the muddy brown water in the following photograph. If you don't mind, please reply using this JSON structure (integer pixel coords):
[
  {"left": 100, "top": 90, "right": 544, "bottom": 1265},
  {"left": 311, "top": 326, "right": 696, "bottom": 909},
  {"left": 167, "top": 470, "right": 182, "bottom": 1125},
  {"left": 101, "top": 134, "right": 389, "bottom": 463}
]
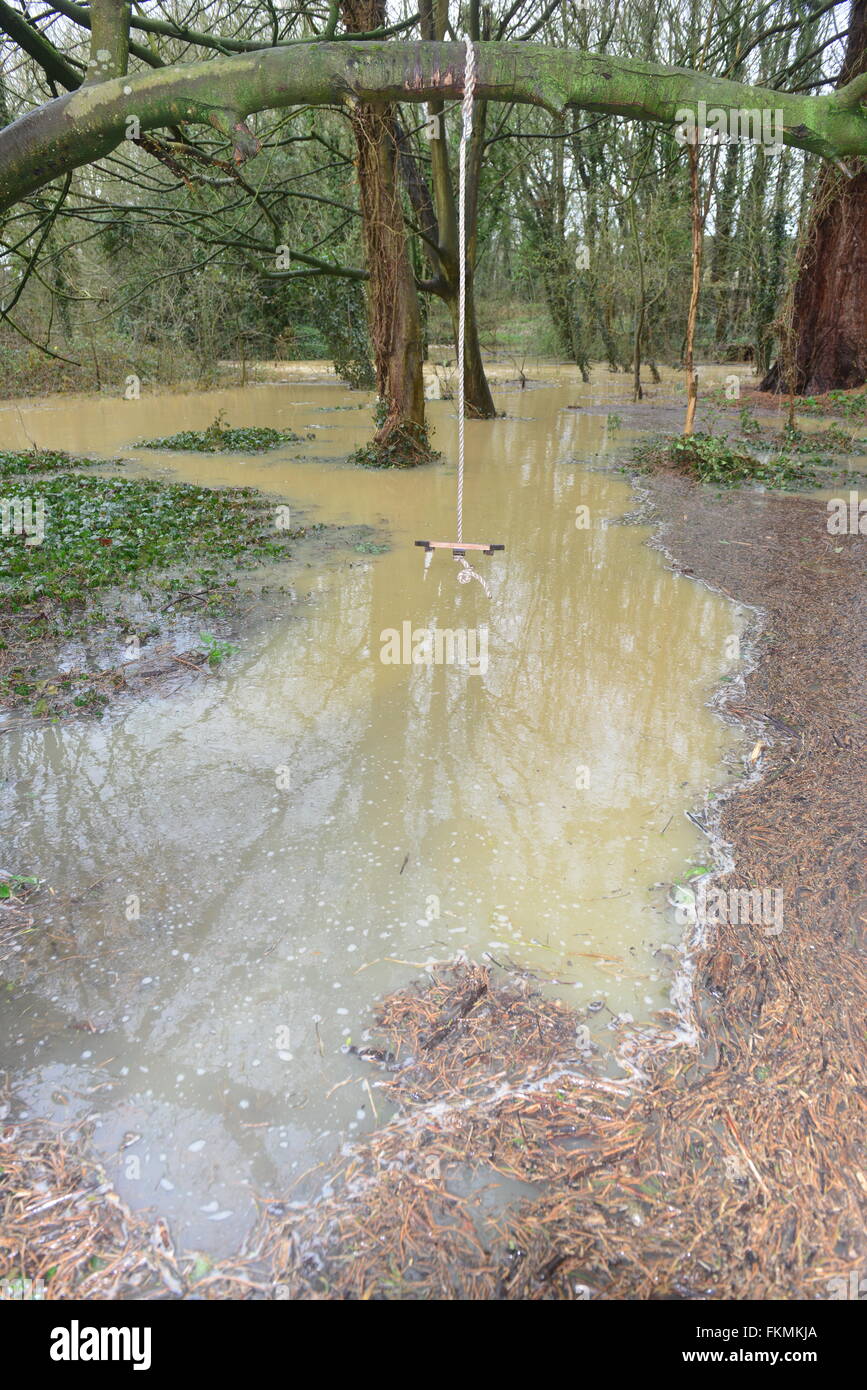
[{"left": 0, "top": 367, "right": 745, "bottom": 1254}]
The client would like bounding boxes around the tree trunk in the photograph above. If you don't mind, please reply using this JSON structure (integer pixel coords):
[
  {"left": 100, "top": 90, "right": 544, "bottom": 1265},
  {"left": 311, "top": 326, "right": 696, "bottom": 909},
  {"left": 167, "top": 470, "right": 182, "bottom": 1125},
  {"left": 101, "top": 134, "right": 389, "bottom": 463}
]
[
  {"left": 761, "top": 0, "right": 867, "bottom": 395},
  {"left": 711, "top": 142, "right": 740, "bottom": 348},
  {"left": 629, "top": 195, "right": 645, "bottom": 401},
  {"left": 683, "top": 142, "right": 702, "bottom": 435},
  {"left": 462, "top": 81, "right": 498, "bottom": 417},
  {"left": 396, "top": 0, "right": 496, "bottom": 419},
  {"left": 341, "top": 0, "right": 426, "bottom": 450},
  {"left": 351, "top": 103, "right": 425, "bottom": 442}
]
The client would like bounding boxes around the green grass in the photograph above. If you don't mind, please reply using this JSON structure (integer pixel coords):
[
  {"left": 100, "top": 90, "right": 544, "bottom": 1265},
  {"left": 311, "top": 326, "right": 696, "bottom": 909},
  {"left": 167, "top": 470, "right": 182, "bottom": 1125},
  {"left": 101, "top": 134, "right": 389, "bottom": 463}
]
[{"left": 136, "top": 412, "right": 309, "bottom": 453}]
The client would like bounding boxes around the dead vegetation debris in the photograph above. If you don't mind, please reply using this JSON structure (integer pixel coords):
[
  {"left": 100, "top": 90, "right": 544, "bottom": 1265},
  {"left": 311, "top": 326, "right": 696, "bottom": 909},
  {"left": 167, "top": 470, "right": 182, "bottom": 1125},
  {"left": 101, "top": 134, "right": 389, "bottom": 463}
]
[
  {"left": 235, "top": 930, "right": 864, "bottom": 1300},
  {"left": 0, "top": 1121, "right": 182, "bottom": 1299}
]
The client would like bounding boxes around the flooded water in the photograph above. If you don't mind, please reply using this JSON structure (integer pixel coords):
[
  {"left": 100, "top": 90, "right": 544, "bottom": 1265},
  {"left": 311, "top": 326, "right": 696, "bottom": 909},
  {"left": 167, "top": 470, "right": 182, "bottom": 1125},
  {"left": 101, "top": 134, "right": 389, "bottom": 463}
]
[{"left": 0, "top": 367, "right": 744, "bottom": 1253}]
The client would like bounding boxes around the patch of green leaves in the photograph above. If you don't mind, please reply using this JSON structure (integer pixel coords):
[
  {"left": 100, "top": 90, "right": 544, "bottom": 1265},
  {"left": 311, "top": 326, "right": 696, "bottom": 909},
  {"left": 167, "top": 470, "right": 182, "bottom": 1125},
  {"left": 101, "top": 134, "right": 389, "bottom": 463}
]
[
  {"left": 0, "top": 474, "right": 296, "bottom": 614},
  {"left": 776, "top": 423, "right": 861, "bottom": 455},
  {"left": 0, "top": 873, "right": 40, "bottom": 899},
  {"left": 738, "top": 406, "right": 763, "bottom": 442},
  {"left": 0, "top": 449, "right": 118, "bottom": 479},
  {"left": 137, "top": 412, "right": 309, "bottom": 453},
  {"left": 800, "top": 390, "right": 867, "bottom": 421},
  {"left": 198, "top": 632, "right": 238, "bottom": 667},
  {"left": 633, "top": 432, "right": 823, "bottom": 491}
]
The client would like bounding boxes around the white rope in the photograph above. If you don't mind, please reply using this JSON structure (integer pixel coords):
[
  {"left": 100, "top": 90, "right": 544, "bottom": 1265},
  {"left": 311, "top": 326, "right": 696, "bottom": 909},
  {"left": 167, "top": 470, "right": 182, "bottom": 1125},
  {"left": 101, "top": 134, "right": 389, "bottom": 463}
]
[
  {"left": 453, "top": 37, "right": 490, "bottom": 599},
  {"left": 456, "top": 35, "right": 473, "bottom": 546}
]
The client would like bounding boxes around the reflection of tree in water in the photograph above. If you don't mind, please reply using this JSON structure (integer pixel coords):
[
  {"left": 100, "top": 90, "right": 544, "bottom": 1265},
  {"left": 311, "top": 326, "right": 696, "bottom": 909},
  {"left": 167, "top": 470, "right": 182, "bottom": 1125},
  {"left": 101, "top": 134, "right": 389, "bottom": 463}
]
[{"left": 1, "top": 396, "right": 735, "bottom": 1126}]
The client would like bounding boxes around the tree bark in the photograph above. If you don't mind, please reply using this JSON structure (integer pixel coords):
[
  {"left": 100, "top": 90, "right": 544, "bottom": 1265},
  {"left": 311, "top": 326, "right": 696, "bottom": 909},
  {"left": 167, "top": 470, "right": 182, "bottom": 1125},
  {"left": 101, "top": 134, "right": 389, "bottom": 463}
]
[
  {"left": 629, "top": 195, "right": 646, "bottom": 401},
  {"left": 683, "top": 142, "right": 702, "bottom": 435},
  {"left": 397, "top": 0, "right": 496, "bottom": 418},
  {"left": 341, "top": 1, "right": 425, "bottom": 446},
  {"left": 761, "top": 1, "right": 867, "bottom": 395},
  {"left": 85, "top": 1, "right": 130, "bottom": 83}
]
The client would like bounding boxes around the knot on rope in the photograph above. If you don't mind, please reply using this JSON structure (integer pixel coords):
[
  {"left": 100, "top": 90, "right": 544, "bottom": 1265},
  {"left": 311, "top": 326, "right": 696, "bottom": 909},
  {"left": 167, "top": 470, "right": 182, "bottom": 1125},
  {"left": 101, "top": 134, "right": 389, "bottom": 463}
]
[{"left": 454, "top": 555, "right": 491, "bottom": 599}]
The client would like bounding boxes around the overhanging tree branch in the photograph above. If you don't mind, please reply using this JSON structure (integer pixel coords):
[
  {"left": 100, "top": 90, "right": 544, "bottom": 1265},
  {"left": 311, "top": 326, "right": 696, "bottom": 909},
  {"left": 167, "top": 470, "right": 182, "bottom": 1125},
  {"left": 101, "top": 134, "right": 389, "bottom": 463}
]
[{"left": 1, "top": 40, "right": 867, "bottom": 211}]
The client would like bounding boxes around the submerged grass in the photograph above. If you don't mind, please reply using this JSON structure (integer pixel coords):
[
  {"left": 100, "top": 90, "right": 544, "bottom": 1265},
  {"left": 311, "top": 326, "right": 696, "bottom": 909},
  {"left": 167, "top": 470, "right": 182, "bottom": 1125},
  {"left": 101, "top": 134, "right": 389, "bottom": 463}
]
[
  {"left": 1, "top": 475, "right": 292, "bottom": 611},
  {"left": 136, "top": 412, "right": 309, "bottom": 453},
  {"left": 0, "top": 459, "right": 308, "bottom": 718},
  {"left": 0, "top": 449, "right": 121, "bottom": 479}
]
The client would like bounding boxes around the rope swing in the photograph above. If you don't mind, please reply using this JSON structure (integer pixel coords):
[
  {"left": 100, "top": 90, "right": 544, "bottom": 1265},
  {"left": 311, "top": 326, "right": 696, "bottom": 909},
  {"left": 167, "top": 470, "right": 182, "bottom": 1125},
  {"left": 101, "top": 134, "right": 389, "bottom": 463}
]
[{"left": 415, "top": 37, "right": 504, "bottom": 597}]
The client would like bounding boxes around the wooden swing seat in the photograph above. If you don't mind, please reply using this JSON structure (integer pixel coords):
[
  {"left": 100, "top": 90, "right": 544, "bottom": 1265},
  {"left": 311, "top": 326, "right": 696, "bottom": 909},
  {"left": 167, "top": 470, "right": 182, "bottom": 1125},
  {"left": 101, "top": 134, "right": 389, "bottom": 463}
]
[{"left": 415, "top": 540, "right": 505, "bottom": 557}]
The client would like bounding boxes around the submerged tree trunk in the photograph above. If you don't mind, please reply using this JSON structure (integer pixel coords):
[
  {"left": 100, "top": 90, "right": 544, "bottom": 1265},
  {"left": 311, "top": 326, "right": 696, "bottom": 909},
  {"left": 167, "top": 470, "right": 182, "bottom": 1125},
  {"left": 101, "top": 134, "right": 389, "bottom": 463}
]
[
  {"left": 392, "top": 0, "right": 496, "bottom": 419},
  {"left": 352, "top": 105, "right": 426, "bottom": 440},
  {"left": 761, "top": 0, "right": 867, "bottom": 395},
  {"left": 342, "top": 0, "right": 426, "bottom": 453},
  {"left": 396, "top": 112, "right": 496, "bottom": 417},
  {"left": 461, "top": 40, "right": 498, "bottom": 418},
  {"left": 443, "top": 275, "right": 494, "bottom": 414}
]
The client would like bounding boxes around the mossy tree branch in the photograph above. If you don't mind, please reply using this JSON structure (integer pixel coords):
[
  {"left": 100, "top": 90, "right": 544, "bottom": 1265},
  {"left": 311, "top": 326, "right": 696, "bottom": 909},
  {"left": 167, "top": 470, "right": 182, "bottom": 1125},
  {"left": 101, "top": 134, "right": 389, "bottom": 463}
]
[
  {"left": 1, "top": 40, "right": 867, "bottom": 211},
  {"left": 84, "top": 1, "right": 131, "bottom": 84},
  {"left": 0, "top": 0, "right": 83, "bottom": 90}
]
